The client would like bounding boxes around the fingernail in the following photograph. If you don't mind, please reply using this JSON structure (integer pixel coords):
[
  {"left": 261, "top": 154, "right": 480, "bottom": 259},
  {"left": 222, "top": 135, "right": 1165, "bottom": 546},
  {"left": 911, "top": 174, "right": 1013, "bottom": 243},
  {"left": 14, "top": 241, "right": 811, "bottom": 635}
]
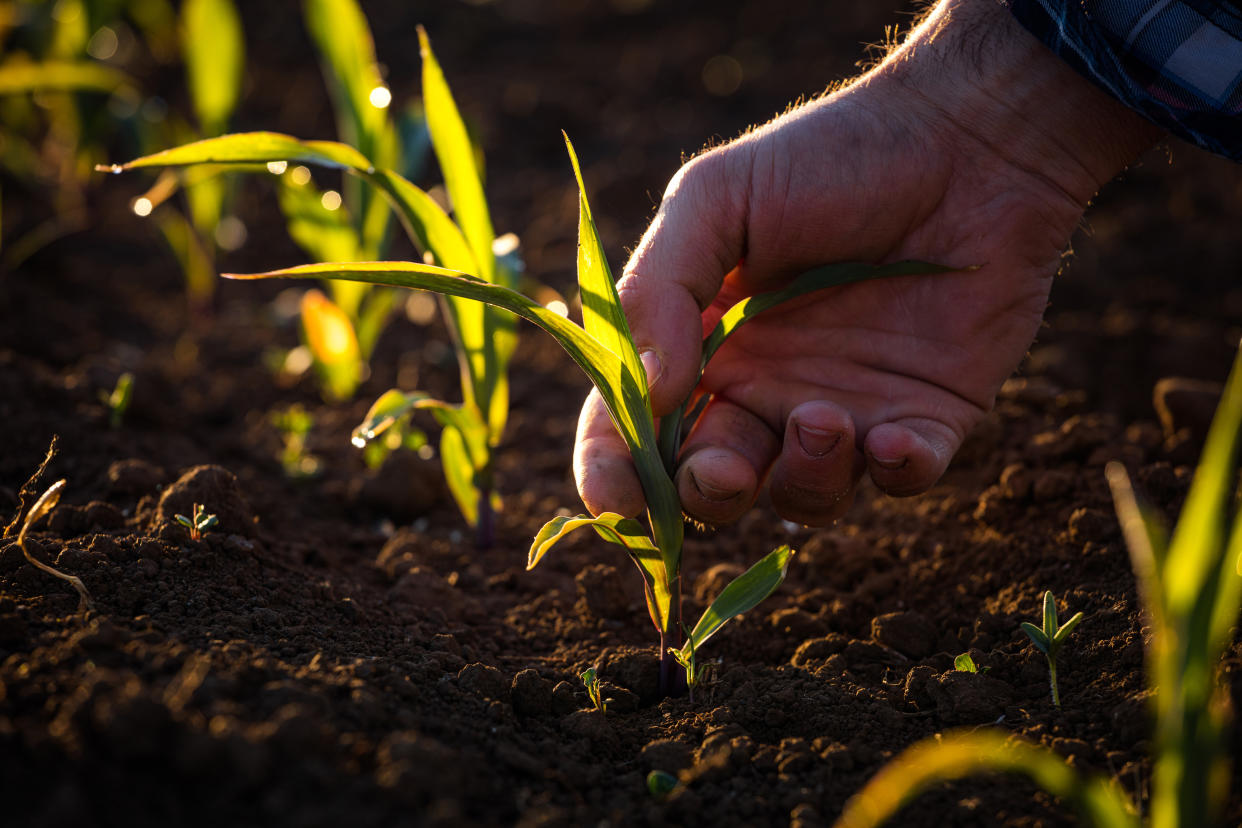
[
  {"left": 796, "top": 424, "right": 842, "bottom": 458},
  {"left": 639, "top": 349, "right": 663, "bottom": 390},
  {"left": 687, "top": 469, "right": 738, "bottom": 503},
  {"left": 870, "top": 453, "right": 908, "bottom": 470}
]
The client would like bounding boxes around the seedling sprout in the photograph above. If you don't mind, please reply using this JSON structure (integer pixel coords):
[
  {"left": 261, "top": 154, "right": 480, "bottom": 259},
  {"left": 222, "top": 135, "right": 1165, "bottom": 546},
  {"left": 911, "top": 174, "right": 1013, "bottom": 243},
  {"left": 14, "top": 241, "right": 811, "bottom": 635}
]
[
  {"left": 103, "top": 372, "right": 134, "bottom": 428},
  {"left": 646, "top": 770, "right": 678, "bottom": 800},
  {"left": 1019, "top": 590, "right": 1083, "bottom": 710},
  {"left": 580, "top": 666, "right": 606, "bottom": 713},
  {"left": 953, "top": 653, "right": 978, "bottom": 673},
  {"left": 175, "top": 503, "right": 219, "bottom": 541}
]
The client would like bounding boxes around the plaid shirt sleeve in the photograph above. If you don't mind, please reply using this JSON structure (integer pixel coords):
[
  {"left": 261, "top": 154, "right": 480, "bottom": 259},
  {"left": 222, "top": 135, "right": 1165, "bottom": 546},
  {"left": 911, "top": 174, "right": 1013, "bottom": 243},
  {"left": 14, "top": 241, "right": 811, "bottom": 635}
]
[{"left": 1003, "top": 0, "right": 1242, "bottom": 160}]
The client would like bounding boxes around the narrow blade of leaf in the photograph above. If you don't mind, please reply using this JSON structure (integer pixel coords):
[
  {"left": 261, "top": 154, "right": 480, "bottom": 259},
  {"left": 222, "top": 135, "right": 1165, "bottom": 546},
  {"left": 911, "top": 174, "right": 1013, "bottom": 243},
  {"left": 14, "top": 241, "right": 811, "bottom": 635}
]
[
  {"left": 99, "top": 132, "right": 374, "bottom": 174},
  {"left": 1042, "top": 591, "right": 1058, "bottom": 638},
  {"left": 439, "top": 424, "right": 479, "bottom": 527},
  {"left": 303, "top": 0, "right": 387, "bottom": 156},
  {"left": 702, "top": 261, "right": 959, "bottom": 366},
  {"left": 1019, "top": 622, "right": 1049, "bottom": 655},
  {"left": 300, "top": 289, "right": 361, "bottom": 401},
  {"left": 563, "top": 134, "right": 646, "bottom": 399},
  {"left": 835, "top": 730, "right": 1137, "bottom": 828},
  {"left": 680, "top": 545, "right": 794, "bottom": 657},
  {"left": 528, "top": 512, "right": 669, "bottom": 632},
  {"left": 351, "top": 389, "right": 429, "bottom": 447},
  {"left": 1105, "top": 461, "right": 1168, "bottom": 622},
  {"left": 1054, "top": 612, "right": 1084, "bottom": 645},
  {"left": 418, "top": 27, "right": 496, "bottom": 285},
  {"left": 0, "top": 60, "right": 128, "bottom": 95},
  {"left": 182, "top": 0, "right": 243, "bottom": 136}
]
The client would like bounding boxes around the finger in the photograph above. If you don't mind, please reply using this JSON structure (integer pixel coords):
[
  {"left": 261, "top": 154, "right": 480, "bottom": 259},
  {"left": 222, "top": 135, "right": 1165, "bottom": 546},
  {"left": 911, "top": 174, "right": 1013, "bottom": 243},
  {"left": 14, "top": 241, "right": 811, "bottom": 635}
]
[
  {"left": 574, "top": 388, "right": 644, "bottom": 518},
  {"left": 676, "top": 397, "right": 780, "bottom": 524},
  {"left": 863, "top": 418, "right": 959, "bottom": 496},
  {"left": 618, "top": 145, "right": 753, "bottom": 415},
  {"left": 768, "top": 400, "right": 865, "bottom": 526}
]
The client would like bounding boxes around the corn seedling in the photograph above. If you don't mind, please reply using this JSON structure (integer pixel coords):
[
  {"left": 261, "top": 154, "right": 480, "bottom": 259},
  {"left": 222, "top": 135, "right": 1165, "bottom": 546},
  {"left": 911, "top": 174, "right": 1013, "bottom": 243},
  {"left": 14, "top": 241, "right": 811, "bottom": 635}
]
[
  {"left": 102, "top": 26, "right": 519, "bottom": 548},
  {"left": 1019, "top": 590, "right": 1083, "bottom": 710},
  {"left": 101, "top": 371, "right": 134, "bottom": 428},
  {"left": 175, "top": 503, "right": 218, "bottom": 541},
  {"left": 580, "top": 667, "right": 606, "bottom": 713},
  {"left": 174, "top": 132, "right": 950, "bottom": 693},
  {"left": 953, "top": 652, "right": 978, "bottom": 673},
  {"left": 833, "top": 342, "right": 1242, "bottom": 828},
  {"left": 271, "top": 404, "right": 322, "bottom": 479}
]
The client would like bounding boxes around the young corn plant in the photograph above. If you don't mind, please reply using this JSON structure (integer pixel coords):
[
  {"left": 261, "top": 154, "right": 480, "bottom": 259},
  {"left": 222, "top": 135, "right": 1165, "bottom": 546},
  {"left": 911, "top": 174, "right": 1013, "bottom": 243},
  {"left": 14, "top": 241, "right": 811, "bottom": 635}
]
[
  {"left": 832, "top": 343, "right": 1242, "bottom": 828},
  {"left": 1019, "top": 590, "right": 1083, "bottom": 710},
  {"left": 190, "top": 134, "right": 950, "bottom": 694},
  {"left": 101, "top": 26, "right": 518, "bottom": 547}
]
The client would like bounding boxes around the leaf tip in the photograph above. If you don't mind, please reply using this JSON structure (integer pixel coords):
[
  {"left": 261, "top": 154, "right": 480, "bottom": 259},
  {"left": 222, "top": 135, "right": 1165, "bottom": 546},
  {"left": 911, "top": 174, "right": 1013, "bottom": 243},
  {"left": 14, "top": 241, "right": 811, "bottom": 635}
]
[{"left": 96, "top": 163, "right": 124, "bottom": 174}]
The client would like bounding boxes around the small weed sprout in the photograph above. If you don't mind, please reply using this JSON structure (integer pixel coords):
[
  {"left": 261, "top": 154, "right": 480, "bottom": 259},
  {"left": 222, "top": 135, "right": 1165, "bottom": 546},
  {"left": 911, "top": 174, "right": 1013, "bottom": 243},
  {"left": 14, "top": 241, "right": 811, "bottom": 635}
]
[
  {"left": 102, "top": 372, "right": 134, "bottom": 428},
  {"left": 271, "top": 405, "right": 321, "bottom": 478},
  {"left": 1019, "top": 590, "right": 1083, "bottom": 710},
  {"left": 175, "top": 503, "right": 219, "bottom": 541},
  {"left": 580, "top": 667, "right": 606, "bottom": 713},
  {"left": 953, "top": 653, "right": 978, "bottom": 673}
]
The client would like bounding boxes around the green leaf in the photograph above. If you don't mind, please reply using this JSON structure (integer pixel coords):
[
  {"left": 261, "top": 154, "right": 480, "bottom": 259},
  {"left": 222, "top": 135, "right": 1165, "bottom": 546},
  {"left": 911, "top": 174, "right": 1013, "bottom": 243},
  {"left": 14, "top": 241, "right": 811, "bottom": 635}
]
[
  {"left": 953, "top": 653, "right": 978, "bottom": 673},
  {"left": 154, "top": 209, "right": 215, "bottom": 304},
  {"left": 702, "top": 260, "right": 957, "bottom": 367},
  {"left": 300, "top": 288, "right": 361, "bottom": 401},
  {"left": 680, "top": 545, "right": 795, "bottom": 657},
  {"left": 182, "top": 0, "right": 243, "bottom": 136},
  {"left": 417, "top": 27, "right": 496, "bottom": 286},
  {"left": 563, "top": 134, "right": 646, "bottom": 404},
  {"left": 439, "top": 423, "right": 479, "bottom": 527},
  {"left": 1053, "top": 612, "right": 1084, "bottom": 647},
  {"left": 529, "top": 512, "right": 670, "bottom": 632},
  {"left": 1105, "top": 462, "right": 1168, "bottom": 625},
  {"left": 1042, "top": 591, "right": 1058, "bottom": 639},
  {"left": 1020, "top": 622, "right": 1049, "bottom": 655},
  {"left": 351, "top": 389, "right": 430, "bottom": 448},
  {"left": 303, "top": 0, "right": 388, "bottom": 159},
  {"left": 368, "top": 169, "right": 477, "bottom": 272},
  {"left": 0, "top": 60, "right": 129, "bottom": 95},
  {"left": 99, "top": 132, "right": 375, "bottom": 174}
]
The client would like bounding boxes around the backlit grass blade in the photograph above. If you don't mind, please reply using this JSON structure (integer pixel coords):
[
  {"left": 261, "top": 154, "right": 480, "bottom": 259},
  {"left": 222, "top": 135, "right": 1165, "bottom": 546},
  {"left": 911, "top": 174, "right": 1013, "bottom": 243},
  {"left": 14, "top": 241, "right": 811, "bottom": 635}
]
[
  {"left": 679, "top": 545, "right": 794, "bottom": 657},
  {"left": 98, "top": 132, "right": 375, "bottom": 174},
  {"left": 833, "top": 730, "right": 1136, "bottom": 828},
  {"left": 0, "top": 60, "right": 129, "bottom": 95},
  {"left": 182, "top": 0, "right": 243, "bottom": 136},
  {"left": 1105, "top": 462, "right": 1168, "bottom": 629},
  {"left": 439, "top": 421, "right": 481, "bottom": 526},
  {"left": 352, "top": 389, "right": 431, "bottom": 447},
  {"left": 702, "top": 260, "right": 957, "bottom": 366},
  {"left": 226, "top": 261, "right": 682, "bottom": 537},
  {"left": 563, "top": 134, "right": 647, "bottom": 401},
  {"left": 303, "top": 0, "right": 396, "bottom": 258},
  {"left": 529, "top": 512, "right": 670, "bottom": 631},
  {"left": 155, "top": 209, "right": 214, "bottom": 305},
  {"left": 304, "top": 0, "right": 388, "bottom": 157},
  {"left": 300, "top": 289, "right": 361, "bottom": 401},
  {"left": 368, "top": 169, "right": 477, "bottom": 273},
  {"left": 417, "top": 27, "right": 496, "bottom": 286}
]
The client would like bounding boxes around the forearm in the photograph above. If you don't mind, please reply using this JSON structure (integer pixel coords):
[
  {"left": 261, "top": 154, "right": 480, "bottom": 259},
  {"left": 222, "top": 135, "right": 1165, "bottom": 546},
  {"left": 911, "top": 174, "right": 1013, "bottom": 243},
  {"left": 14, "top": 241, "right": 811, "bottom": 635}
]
[{"left": 867, "top": 0, "right": 1163, "bottom": 205}]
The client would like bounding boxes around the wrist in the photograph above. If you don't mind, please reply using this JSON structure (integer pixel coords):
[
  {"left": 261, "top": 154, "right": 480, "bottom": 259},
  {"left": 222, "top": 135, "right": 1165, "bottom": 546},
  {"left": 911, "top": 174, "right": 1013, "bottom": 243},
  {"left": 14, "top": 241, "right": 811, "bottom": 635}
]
[{"left": 868, "top": 0, "right": 1162, "bottom": 206}]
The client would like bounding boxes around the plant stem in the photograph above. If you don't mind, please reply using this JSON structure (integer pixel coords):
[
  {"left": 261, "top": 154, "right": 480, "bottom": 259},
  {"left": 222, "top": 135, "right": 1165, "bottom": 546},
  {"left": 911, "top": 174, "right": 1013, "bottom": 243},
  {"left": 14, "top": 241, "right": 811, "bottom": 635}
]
[
  {"left": 657, "top": 577, "right": 687, "bottom": 697},
  {"left": 475, "top": 484, "right": 494, "bottom": 550},
  {"left": 1048, "top": 656, "right": 1061, "bottom": 709}
]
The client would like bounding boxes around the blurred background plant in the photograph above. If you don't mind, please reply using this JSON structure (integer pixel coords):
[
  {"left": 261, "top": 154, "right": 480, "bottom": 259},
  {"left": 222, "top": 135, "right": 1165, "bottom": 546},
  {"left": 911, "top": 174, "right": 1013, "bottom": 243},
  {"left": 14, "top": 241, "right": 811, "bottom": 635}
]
[{"left": 0, "top": 0, "right": 175, "bottom": 271}]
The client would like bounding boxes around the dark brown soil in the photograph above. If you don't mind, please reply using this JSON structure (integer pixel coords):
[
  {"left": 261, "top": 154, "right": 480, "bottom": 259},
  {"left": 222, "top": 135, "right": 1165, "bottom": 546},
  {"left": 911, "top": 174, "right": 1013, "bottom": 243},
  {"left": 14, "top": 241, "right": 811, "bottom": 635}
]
[{"left": 3, "top": 2, "right": 1241, "bottom": 826}]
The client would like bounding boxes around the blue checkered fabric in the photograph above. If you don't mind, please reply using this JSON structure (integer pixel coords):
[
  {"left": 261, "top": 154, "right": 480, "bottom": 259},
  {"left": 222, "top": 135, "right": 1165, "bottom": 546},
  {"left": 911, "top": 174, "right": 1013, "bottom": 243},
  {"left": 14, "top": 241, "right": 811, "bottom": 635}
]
[{"left": 1004, "top": 0, "right": 1242, "bottom": 160}]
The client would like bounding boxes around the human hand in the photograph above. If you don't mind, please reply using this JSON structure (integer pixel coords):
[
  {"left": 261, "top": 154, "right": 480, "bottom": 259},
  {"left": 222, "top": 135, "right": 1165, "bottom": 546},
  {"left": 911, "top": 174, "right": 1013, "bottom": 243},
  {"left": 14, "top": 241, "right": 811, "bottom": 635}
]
[{"left": 574, "top": 0, "right": 1161, "bottom": 527}]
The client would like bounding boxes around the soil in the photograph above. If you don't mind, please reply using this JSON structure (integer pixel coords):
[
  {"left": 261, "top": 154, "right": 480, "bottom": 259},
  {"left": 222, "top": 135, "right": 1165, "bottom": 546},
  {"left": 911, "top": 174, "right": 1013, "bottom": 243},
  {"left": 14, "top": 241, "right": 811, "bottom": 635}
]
[{"left": 3, "top": 1, "right": 1241, "bottom": 826}]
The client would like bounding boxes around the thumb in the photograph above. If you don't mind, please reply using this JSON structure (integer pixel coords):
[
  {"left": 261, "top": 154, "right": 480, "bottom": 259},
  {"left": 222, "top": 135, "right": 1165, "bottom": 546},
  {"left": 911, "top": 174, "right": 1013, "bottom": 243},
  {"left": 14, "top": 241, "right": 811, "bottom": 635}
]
[{"left": 616, "top": 143, "right": 752, "bottom": 414}]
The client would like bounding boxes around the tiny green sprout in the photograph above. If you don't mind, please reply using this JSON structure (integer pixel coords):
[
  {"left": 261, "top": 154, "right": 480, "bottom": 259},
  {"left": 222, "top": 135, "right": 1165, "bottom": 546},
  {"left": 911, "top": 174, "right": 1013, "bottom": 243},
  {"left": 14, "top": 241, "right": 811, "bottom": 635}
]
[
  {"left": 580, "top": 667, "right": 606, "bottom": 713},
  {"left": 670, "top": 622, "right": 704, "bottom": 701},
  {"left": 271, "top": 404, "right": 321, "bottom": 478},
  {"left": 102, "top": 372, "right": 134, "bottom": 428},
  {"left": 1019, "top": 590, "right": 1084, "bottom": 710},
  {"left": 953, "top": 653, "right": 978, "bottom": 673},
  {"left": 175, "top": 503, "right": 219, "bottom": 541},
  {"left": 646, "top": 769, "right": 678, "bottom": 800}
]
